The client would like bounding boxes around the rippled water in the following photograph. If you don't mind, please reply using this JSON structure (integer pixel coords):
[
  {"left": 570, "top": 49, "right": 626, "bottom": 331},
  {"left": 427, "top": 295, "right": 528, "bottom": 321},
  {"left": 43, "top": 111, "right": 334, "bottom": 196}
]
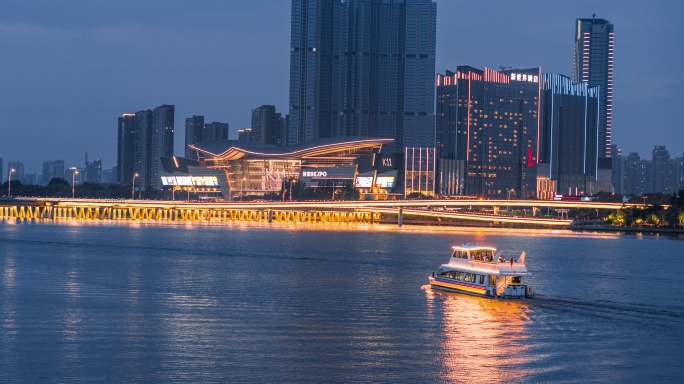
[{"left": 1, "top": 221, "right": 683, "bottom": 383}]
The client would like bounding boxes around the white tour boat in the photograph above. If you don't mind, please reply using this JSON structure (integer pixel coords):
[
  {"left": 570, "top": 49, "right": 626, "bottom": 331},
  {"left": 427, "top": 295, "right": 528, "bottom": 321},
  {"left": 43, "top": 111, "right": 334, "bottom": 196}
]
[{"left": 428, "top": 243, "right": 534, "bottom": 299}]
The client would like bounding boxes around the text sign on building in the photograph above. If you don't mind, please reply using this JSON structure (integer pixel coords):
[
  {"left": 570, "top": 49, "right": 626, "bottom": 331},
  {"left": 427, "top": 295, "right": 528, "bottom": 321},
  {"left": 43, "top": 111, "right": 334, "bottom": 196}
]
[
  {"left": 509, "top": 73, "right": 539, "bottom": 83},
  {"left": 355, "top": 176, "right": 373, "bottom": 188}
]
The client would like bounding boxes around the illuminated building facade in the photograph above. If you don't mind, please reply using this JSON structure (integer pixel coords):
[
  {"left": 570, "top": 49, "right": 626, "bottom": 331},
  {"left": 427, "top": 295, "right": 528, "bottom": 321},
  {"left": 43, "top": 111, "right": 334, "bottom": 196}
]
[
  {"left": 574, "top": 17, "right": 614, "bottom": 159},
  {"left": 288, "top": 0, "right": 436, "bottom": 154},
  {"left": 539, "top": 73, "right": 600, "bottom": 196},
  {"left": 436, "top": 66, "right": 541, "bottom": 199},
  {"left": 173, "top": 137, "right": 394, "bottom": 200}
]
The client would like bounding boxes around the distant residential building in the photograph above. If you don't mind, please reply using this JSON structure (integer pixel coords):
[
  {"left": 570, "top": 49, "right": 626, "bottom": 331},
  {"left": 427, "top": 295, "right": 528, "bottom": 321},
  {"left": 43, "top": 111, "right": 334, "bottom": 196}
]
[
  {"left": 117, "top": 105, "right": 174, "bottom": 189},
  {"left": 185, "top": 115, "right": 205, "bottom": 159},
  {"left": 611, "top": 145, "right": 624, "bottom": 194},
  {"left": 117, "top": 113, "right": 136, "bottom": 184},
  {"left": 238, "top": 128, "right": 252, "bottom": 141},
  {"left": 652, "top": 145, "right": 672, "bottom": 193},
  {"left": 672, "top": 155, "right": 684, "bottom": 193},
  {"left": 436, "top": 66, "right": 542, "bottom": 198},
  {"left": 288, "top": 0, "right": 436, "bottom": 154},
  {"left": 251, "top": 105, "right": 284, "bottom": 146},
  {"left": 85, "top": 154, "right": 102, "bottom": 184},
  {"left": 8, "top": 161, "right": 25, "bottom": 184},
  {"left": 184, "top": 116, "right": 229, "bottom": 160},
  {"left": 42, "top": 160, "right": 65, "bottom": 185},
  {"left": 102, "top": 168, "right": 114, "bottom": 184}
]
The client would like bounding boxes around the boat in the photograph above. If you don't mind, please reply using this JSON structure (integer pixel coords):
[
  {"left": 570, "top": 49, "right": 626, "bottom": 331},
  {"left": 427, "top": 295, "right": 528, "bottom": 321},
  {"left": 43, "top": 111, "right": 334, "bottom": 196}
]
[{"left": 428, "top": 243, "right": 534, "bottom": 299}]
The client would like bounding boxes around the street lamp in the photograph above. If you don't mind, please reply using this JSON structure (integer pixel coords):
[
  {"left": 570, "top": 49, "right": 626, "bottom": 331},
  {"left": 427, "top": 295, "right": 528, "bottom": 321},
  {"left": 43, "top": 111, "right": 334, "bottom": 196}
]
[
  {"left": 72, "top": 170, "right": 79, "bottom": 198},
  {"left": 132, "top": 173, "right": 139, "bottom": 200},
  {"left": 7, "top": 168, "right": 15, "bottom": 197}
]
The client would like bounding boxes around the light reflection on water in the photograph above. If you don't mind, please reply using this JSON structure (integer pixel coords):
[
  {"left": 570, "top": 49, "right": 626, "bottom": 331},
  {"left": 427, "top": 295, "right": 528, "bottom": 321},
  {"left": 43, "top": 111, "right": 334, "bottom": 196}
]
[{"left": 0, "top": 220, "right": 683, "bottom": 382}]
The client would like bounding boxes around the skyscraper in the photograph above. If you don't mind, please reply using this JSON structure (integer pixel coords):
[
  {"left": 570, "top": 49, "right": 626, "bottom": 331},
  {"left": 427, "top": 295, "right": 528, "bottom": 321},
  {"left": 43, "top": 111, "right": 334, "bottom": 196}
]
[
  {"left": 652, "top": 145, "right": 672, "bottom": 193},
  {"left": 184, "top": 115, "right": 229, "bottom": 160},
  {"left": 185, "top": 115, "right": 205, "bottom": 159},
  {"left": 435, "top": 67, "right": 541, "bottom": 198},
  {"left": 251, "top": 105, "right": 284, "bottom": 146},
  {"left": 288, "top": 0, "right": 436, "bottom": 154},
  {"left": 118, "top": 105, "right": 174, "bottom": 189},
  {"left": 574, "top": 16, "right": 614, "bottom": 159},
  {"left": 539, "top": 73, "right": 601, "bottom": 196},
  {"left": 117, "top": 113, "right": 136, "bottom": 184},
  {"left": 42, "top": 160, "right": 65, "bottom": 185}
]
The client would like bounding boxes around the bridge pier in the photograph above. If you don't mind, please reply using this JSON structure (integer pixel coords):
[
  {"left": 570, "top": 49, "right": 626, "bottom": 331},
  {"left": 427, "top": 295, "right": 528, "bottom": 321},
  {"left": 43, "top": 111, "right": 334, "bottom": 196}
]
[{"left": 398, "top": 207, "right": 403, "bottom": 227}]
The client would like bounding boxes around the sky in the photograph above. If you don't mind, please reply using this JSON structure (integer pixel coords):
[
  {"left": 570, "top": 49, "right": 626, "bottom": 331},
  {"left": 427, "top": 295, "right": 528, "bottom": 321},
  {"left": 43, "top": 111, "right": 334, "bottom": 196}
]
[{"left": 1, "top": 0, "right": 683, "bottom": 176}]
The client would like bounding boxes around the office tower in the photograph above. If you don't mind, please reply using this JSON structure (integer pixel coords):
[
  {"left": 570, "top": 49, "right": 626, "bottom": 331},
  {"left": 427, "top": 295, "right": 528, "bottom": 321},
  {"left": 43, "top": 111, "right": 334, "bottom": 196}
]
[
  {"left": 574, "top": 16, "right": 614, "bottom": 159},
  {"left": 539, "top": 73, "right": 601, "bottom": 196},
  {"left": 117, "top": 113, "right": 136, "bottom": 184},
  {"left": 623, "top": 152, "right": 655, "bottom": 195},
  {"left": 118, "top": 104, "right": 174, "bottom": 189},
  {"left": 652, "top": 145, "right": 671, "bottom": 193},
  {"left": 611, "top": 144, "right": 623, "bottom": 194},
  {"left": 288, "top": 0, "right": 436, "bottom": 154},
  {"left": 251, "top": 105, "right": 284, "bottom": 146},
  {"left": 185, "top": 115, "right": 205, "bottom": 159},
  {"left": 42, "top": 160, "right": 65, "bottom": 185},
  {"left": 435, "top": 67, "right": 541, "bottom": 198}
]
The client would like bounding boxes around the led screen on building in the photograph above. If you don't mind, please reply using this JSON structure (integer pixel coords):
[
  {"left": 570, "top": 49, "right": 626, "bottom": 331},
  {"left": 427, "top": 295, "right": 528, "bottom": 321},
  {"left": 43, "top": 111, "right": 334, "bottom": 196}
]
[
  {"left": 355, "top": 176, "right": 373, "bottom": 188},
  {"left": 375, "top": 176, "right": 394, "bottom": 188}
]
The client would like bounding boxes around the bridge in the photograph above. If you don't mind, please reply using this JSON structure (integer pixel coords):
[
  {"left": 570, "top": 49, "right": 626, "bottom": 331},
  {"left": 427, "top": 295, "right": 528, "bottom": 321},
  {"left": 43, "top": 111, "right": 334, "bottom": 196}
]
[{"left": 0, "top": 198, "right": 638, "bottom": 227}]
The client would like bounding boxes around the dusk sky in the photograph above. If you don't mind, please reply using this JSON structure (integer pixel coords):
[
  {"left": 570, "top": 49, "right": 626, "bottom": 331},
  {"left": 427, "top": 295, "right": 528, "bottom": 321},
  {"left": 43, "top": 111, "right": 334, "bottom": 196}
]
[{"left": 1, "top": 0, "right": 683, "bottom": 175}]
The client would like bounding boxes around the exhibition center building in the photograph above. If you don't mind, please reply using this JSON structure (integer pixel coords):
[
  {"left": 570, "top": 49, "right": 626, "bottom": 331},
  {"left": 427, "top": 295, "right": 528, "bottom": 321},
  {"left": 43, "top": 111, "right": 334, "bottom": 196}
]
[{"left": 160, "top": 137, "right": 402, "bottom": 200}]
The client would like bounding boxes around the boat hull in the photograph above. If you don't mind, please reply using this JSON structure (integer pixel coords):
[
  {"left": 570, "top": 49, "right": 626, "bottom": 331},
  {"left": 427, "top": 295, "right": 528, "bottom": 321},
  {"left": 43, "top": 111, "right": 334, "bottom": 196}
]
[{"left": 428, "top": 276, "right": 532, "bottom": 299}]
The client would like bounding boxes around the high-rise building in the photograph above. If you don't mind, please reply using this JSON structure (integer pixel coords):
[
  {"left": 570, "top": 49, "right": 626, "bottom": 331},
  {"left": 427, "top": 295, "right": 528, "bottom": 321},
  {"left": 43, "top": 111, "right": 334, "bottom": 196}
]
[
  {"left": 8, "top": 161, "right": 25, "bottom": 184},
  {"left": 118, "top": 105, "right": 174, "bottom": 189},
  {"left": 251, "top": 105, "right": 284, "bottom": 146},
  {"left": 184, "top": 116, "right": 229, "bottom": 160},
  {"left": 238, "top": 128, "right": 252, "bottom": 141},
  {"left": 204, "top": 122, "right": 229, "bottom": 142},
  {"left": 611, "top": 144, "right": 624, "bottom": 194},
  {"left": 574, "top": 16, "right": 614, "bottom": 159},
  {"left": 539, "top": 73, "right": 601, "bottom": 196},
  {"left": 185, "top": 115, "right": 205, "bottom": 159},
  {"left": 85, "top": 155, "right": 102, "bottom": 184},
  {"left": 652, "top": 145, "right": 672, "bottom": 193},
  {"left": 0, "top": 157, "right": 4, "bottom": 184},
  {"left": 42, "top": 160, "right": 65, "bottom": 185},
  {"left": 436, "top": 67, "right": 541, "bottom": 198},
  {"left": 672, "top": 154, "right": 684, "bottom": 193},
  {"left": 288, "top": 0, "right": 436, "bottom": 154},
  {"left": 117, "top": 113, "right": 136, "bottom": 184}
]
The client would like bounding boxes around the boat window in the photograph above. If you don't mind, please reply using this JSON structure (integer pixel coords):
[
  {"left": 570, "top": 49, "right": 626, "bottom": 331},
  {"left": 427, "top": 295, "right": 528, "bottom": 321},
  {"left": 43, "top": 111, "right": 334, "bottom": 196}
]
[
  {"left": 451, "top": 250, "right": 458, "bottom": 259},
  {"left": 479, "top": 275, "right": 485, "bottom": 284},
  {"left": 455, "top": 272, "right": 463, "bottom": 280},
  {"left": 490, "top": 276, "right": 496, "bottom": 286},
  {"left": 511, "top": 276, "right": 521, "bottom": 284},
  {"left": 464, "top": 273, "right": 471, "bottom": 282}
]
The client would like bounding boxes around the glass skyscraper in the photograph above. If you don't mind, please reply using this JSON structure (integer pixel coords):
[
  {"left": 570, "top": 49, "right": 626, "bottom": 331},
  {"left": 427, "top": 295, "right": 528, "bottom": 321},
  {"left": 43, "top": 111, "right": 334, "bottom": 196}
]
[
  {"left": 574, "top": 17, "right": 614, "bottom": 159},
  {"left": 539, "top": 73, "right": 600, "bottom": 196},
  {"left": 288, "top": 0, "right": 436, "bottom": 154}
]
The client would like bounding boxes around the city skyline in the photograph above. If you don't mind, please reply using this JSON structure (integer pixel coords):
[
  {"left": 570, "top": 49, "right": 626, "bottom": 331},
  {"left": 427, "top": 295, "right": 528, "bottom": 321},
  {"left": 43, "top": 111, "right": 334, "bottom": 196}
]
[{"left": 1, "top": 0, "right": 683, "bottom": 174}]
